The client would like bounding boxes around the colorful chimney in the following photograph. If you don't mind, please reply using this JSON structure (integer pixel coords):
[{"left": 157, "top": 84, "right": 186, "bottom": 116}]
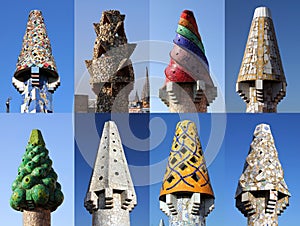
[
  {"left": 236, "top": 124, "right": 290, "bottom": 225},
  {"left": 159, "top": 120, "right": 214, "bottom": 225},
  {"left": 85, "top": 121, "right": 137, "bottom": 226},
  {"left": 236, "top": 7, "right": 286, "bottom": 113},
  {"left": 86, "top": 10, "right": 136, "bottom": 112},
  {"left": 10, "top": 129, "right": 64, "bottom": 226},
  {"left": 159, "top": 10, "right": 217, "bottom": 112},
  {"left": 13, "top": 10, "right": 60, "bottom": 113}
]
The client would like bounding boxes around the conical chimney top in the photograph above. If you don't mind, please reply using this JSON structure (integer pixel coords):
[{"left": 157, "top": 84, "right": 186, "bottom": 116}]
[
  {"left": 14, "top": 10, "right": 59, "bottom": 83},
  {"left": 237, "top": 7, "right": 285, "bottom": 83},
  {"left": 160, "top": 120, "right": 214, "bottom": 199}
]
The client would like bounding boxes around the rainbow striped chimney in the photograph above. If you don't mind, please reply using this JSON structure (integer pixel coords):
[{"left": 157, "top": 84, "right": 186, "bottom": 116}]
[
  {"left": 12, "top": 10, "right": 60, "bottom": 113},
  {"left": 159, "top": 10, "right": 217, "bottom": 112},
  {"left": 236, "top": 7, "right": 286, "bottom": 113},
  {"left": 159, "top": 120, "right": 214, "bottom": 225}
]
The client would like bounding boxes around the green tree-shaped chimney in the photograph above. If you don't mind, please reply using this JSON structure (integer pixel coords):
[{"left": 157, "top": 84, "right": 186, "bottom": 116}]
[{"left": 10, "top": 129, "right": 64, "bottom": 212}]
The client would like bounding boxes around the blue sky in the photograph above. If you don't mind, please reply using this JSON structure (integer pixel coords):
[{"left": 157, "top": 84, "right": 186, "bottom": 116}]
[
  {"left": 0, "top": 0, "right": 74, "bottom": 113},
  {"left": 0, "top": 114, "right": 73, "bottom": 225},
  {"left": 75, "top": 0, "right": 225, "bottom": 112},
  {"left": 226, "top": 0, "right": 300, "bottom": 112}
]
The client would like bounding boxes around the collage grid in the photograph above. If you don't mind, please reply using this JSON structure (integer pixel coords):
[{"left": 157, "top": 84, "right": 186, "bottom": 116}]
[{"left": 0, "top": 0, "right": 299, "bottom": 226}]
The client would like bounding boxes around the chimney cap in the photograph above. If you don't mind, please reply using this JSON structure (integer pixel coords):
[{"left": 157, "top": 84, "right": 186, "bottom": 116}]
[{"left": 254, "top": 6, "right": 272, "bottom": 19}]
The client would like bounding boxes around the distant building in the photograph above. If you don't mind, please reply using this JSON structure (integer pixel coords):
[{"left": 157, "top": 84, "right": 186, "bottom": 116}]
[
  {"left": 128, "top": 91, "right": 143, "bottom": 113},
  {"left": 74, "top": 95, "right": 96, "bottom": 113},
  {"left": 75, "top": 68, "right": 149, "bottom": 113},
  {"left": 129, "top": 68, "right": 150, "bottom": 113},
  {"left": 141, "top": 67, "right": 150, "bottom": 110}
]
